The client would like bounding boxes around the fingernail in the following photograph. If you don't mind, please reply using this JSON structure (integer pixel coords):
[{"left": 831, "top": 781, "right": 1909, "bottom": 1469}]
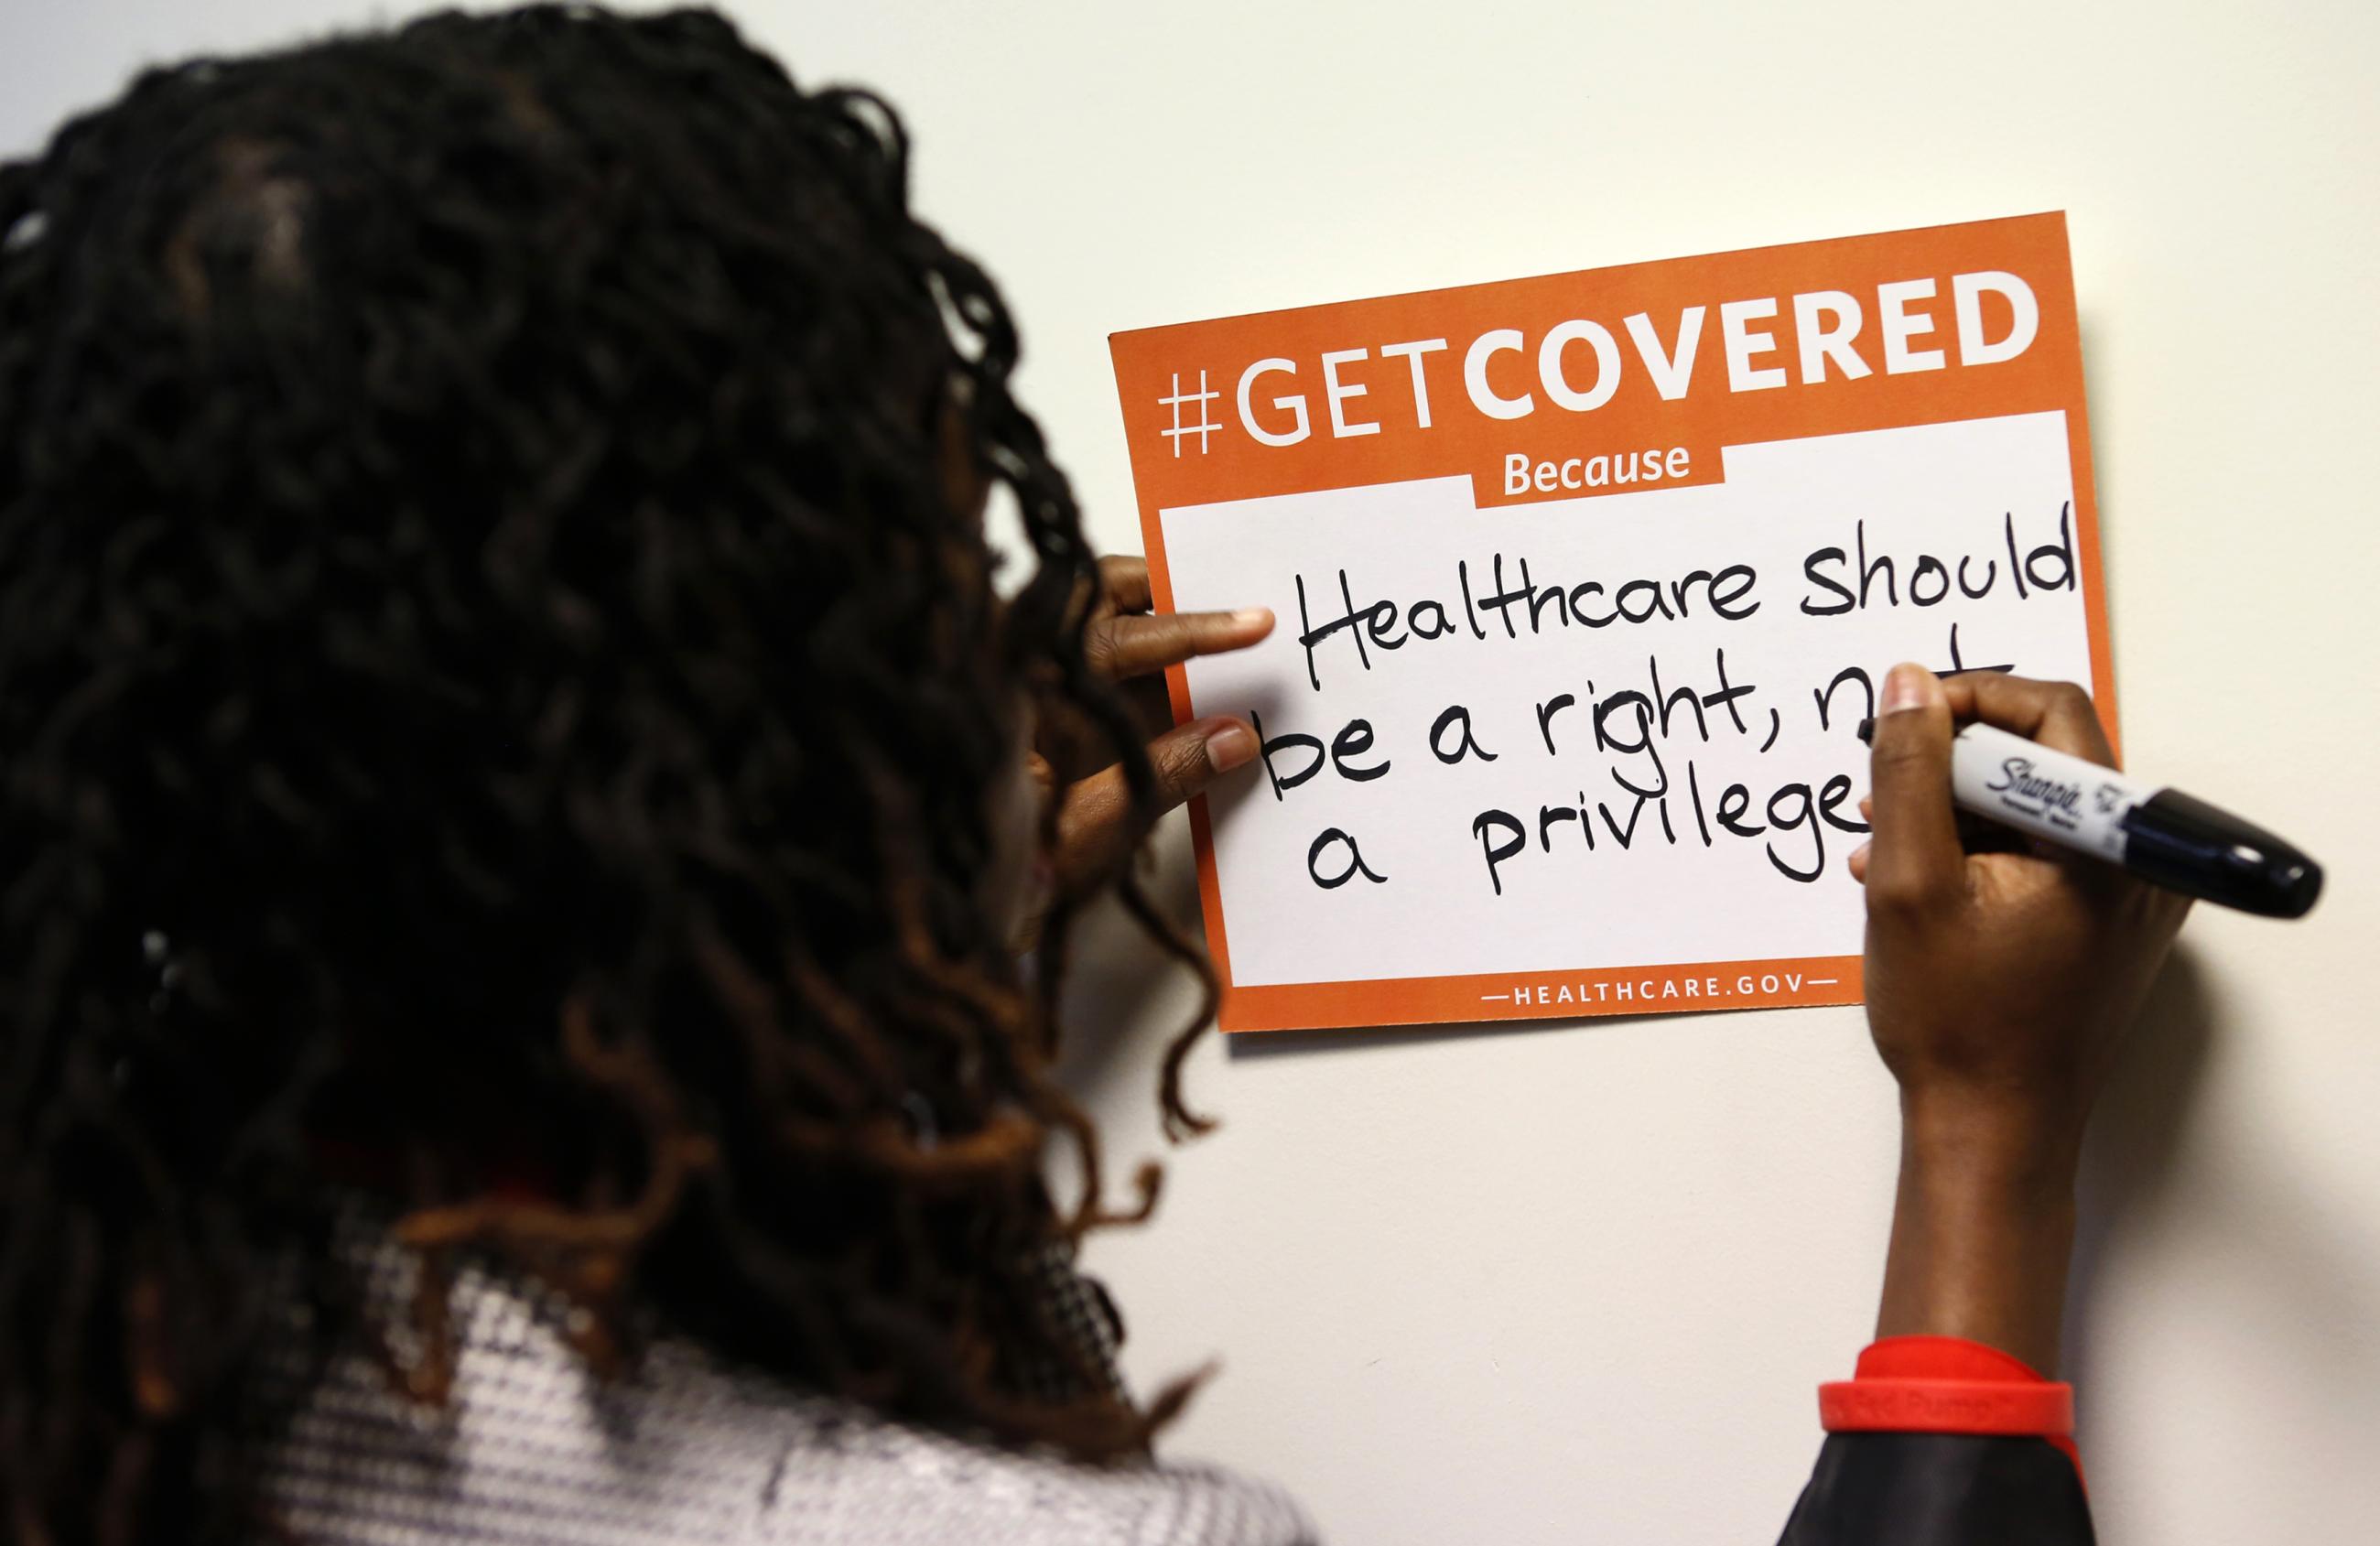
[
  {"left": 1232, "top": 607, "right": 1274, "bottom": 630},
  {"left": 1880, "top": 663, "right": 1935, "bottom": 716},
  {"left": 1205, "top": 721, "right": 1257, "bottom": 773},
  {"left": 1847, "top": 840, "right": 1870, "bottom": 868}
]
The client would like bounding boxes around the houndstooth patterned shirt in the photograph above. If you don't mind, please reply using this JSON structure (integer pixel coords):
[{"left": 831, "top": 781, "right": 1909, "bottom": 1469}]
[{"left": 252, "top": 1227, "right": 1316, "bottom": 1545}]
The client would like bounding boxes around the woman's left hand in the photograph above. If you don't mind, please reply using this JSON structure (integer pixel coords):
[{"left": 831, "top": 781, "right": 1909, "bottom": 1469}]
[{"left": 1022, "top": 556, "right": 1271, "bottom": 940}]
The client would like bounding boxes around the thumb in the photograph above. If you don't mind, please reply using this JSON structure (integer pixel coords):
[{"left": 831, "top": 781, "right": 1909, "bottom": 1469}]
[
  {"left": 1865, "top": 663, "right": 1964, "bottom": 908},
  {"left": 1142, "top": 715, "right": 1258, "bottom": 815},
  {"left": 1052, "top": 717, "right": 1256, "bottom": 892}
]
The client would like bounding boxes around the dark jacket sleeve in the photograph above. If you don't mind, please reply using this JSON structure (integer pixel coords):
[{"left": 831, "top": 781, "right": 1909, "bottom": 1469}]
[{"left": 1777, "top": 1432, "right": 2094, "bottom": 1545}]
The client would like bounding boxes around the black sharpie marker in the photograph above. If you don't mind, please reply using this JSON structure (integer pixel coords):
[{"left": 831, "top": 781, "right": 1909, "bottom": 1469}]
[{"left": 1854, "top": 719, "right": 2322, "bottom": 919}]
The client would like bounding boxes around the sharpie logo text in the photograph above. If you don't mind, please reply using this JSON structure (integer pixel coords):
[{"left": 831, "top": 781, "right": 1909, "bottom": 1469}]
[{"left": 1985, "top": 756, "right": 2082, "bottom": 827}]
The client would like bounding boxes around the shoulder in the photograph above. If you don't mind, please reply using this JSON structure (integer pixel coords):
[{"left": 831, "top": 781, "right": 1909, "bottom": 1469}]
[
  {"left": 761, "top": 1401, "right": 1316, "bottom": 1546},
  {"left": 254, "top": 1247, "right": 1316, "bottom": 1546}
]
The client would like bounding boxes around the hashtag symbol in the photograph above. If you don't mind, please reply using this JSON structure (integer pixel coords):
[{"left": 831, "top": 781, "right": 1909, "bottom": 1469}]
[{"left": 1158, "top": 370, "right": 1220, "bottom": 457}]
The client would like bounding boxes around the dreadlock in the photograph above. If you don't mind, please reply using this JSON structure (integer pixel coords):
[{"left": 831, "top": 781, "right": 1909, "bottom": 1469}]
[{"left": 0, "top": 6, "right": 1216, "bottom": 1541}]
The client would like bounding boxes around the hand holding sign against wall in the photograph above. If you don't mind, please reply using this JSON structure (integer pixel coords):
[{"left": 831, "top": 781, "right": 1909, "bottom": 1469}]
[{"left": 1109, "top": 214, "right": 2113, "bottom": 1033}]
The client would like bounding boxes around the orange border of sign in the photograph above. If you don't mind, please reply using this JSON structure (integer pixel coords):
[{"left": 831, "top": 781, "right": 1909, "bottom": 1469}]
[{"left": 1109, "top": 213, "right": 2112, "bottom": 1032}]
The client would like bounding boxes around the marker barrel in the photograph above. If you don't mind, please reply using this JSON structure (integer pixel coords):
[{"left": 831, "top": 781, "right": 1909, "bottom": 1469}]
[
  {"left": 1856, "top": 719, "right": 2323, "bottom": 919},
  {"left": 1947, "top": 723, "right": 2147, "bottom": 862}
]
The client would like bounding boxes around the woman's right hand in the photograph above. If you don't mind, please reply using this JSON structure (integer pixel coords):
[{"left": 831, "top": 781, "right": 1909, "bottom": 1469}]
[{"left": 1853, "top": 664, "right": 2191, "bottom": 1372}]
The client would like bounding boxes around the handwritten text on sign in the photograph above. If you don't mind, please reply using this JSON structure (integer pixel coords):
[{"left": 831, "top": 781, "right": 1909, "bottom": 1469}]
[{"left": 1109, "top": 215, "right": 2114, "bottom": 1032}]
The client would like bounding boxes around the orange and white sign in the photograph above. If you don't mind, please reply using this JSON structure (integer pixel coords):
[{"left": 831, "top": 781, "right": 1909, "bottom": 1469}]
[{"left": 1109, "top": 213, "right": 2112, "bottom": 1033}]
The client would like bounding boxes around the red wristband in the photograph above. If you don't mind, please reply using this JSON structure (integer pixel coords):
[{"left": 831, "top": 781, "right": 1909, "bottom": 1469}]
[
  {"left": 1819, "top": 1335, "right": 2084, "bottom": 1486},
  {"left": 1819, "top": 1335, "right": 2074, "bottom": 1438}
]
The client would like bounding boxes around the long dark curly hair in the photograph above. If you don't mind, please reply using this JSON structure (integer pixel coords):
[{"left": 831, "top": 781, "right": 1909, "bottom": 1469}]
[{"left": 0, "top": 6, "right": 1211, "bottom": 1541}]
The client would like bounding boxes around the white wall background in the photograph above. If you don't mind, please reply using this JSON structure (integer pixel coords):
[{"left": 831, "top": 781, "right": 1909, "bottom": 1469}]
[{"left": 7, "top": 4, "right": 2377, "bottom": 1541}]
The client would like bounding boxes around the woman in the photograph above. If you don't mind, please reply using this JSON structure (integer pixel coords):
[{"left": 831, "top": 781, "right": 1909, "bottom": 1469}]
[{"left": 0, "top": 6, "right": 2186, "bottom": 1541}]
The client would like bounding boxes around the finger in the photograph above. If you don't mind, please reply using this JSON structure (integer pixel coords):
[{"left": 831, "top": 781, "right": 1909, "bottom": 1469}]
[
  {"left": 1065, "top": 556, "right": 1153, "bottom": 633},
  {"left": 1940, "top": 672, "right": 2115, "bottom": 769},
  {"left": 1087, "top": 608, "right": 1273, "bottom": 680},
  {"left": 1143, "top": 715, "right": 1257, "bottom": 812},
  {"left": 1053, "top": 718, "right": 1257, "bottom": 887},
  {"left": 1097, "top": 555, "right": 1152, "bottom": 616},
  {"left": 1857, "top": 796, "right": 1874, "bottom": 825},
  {"left": 1847, "top": 840, "right": 1871, "bottom": 883},
  {"left": 1866, "top": 663, "right": 1965, "bottom": 909},
  {"left": 1053, "top": 765, "right": 1136, "bottom": 887}
]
